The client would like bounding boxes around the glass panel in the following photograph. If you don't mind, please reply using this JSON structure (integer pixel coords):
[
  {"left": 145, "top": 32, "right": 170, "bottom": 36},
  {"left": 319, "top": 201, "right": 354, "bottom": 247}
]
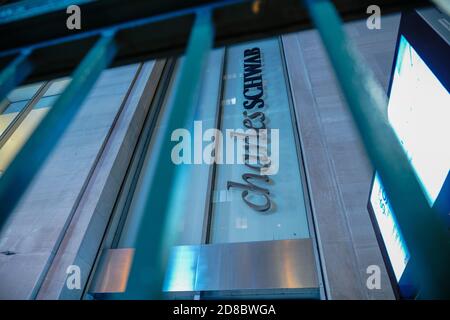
[
  {"left": 0, "top": 77, "right": 70, "bottom": 173},
  {"left": 0, "top": 81, "right": 45, "bottom": 137},
  {"left": 34, "top": 95, "right": 59, "bottom": 109},
  {"left": 0, "top": 101, "right": 28, "bottom": 136},
  {"left": 2, "top": 100, "right": 28, "bottom": 114},
  {"left": 0, "top": 101, "right": 52, "bottom": 173},
  {"left": 43, "top": 78, "right": 71, "bottom": 97},
  {"left": 6, "top": 82, "right": 43, "bottom": 102},
  {"left": 116, "top": 52, "right": 225, "bottom": 248},
  {"left": 209, "top": 38, "right": 311, "bottom": 243}
]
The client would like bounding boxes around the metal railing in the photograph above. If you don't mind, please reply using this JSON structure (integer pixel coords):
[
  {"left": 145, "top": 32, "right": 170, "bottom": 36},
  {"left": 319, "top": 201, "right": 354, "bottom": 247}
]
[
  {"left": 304, "top": 0, "right": 450, "bottom": 300},
  {"left": 0, "top": 0, "right": 448, "bottom": 299}
]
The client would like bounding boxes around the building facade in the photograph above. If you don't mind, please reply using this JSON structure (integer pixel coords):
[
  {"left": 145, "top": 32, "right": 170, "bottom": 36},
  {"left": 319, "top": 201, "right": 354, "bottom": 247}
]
[{"left": 0, "top": 15, "right": 403, "bottom": 300}]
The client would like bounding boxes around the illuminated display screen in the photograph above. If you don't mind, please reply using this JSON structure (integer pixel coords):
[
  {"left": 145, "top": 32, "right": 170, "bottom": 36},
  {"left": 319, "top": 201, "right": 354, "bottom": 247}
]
[
  {"left": 388, "top": 36, "right": 450, "bottom": 205},
  {"left": 370, "top": 35, "right": 450, "bottom": 282},
  {"left": 370, "top": 173, "right": 410, "bottom": 281}
]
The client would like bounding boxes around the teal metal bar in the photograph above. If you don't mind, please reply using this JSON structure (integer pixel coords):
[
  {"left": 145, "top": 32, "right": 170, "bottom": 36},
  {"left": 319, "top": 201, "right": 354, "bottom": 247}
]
[
  {"left": 302, "top": 0, "right": 450, "bottom": 298},
  {"left": 0, "top": 51, "right": 33, "bottom": 102},
  {"left": 121, "top": 9, "right": 214, "bottom": 299},
  {"left": 0, "top": 32, "right": 117, "bottom": 230},
  {"left": 431, "top": 0, "right": 450, "bottom": 16}
]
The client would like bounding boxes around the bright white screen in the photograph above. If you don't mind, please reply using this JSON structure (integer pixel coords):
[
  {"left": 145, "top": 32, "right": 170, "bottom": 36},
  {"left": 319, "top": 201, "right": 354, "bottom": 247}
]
[
  {"left": 371, "top": 35, "right": 450, "bottom": 281},
  {"left": 371, "top": 174, "right": 410, "bottom": 281},
  {"left": 388, "top": 36, "right": 450, "bottom": 205}
]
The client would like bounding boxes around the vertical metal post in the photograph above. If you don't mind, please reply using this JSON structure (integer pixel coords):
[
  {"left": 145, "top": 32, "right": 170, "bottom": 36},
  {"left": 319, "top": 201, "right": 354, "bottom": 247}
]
[
  {"left": 431, "top": 0, "right": 450, "bottom": 16},
  {"left": 0, "top": 32, "right": 117, "bottom": 230},
  {"left": 0, "top": 51, "right": 33, "bottom": 102},
  {"left": 302, "top": 0, "right": 450, "bottom": 298},
  {"left": 121, "top": 9, "right": 214, "bottom": 299}
]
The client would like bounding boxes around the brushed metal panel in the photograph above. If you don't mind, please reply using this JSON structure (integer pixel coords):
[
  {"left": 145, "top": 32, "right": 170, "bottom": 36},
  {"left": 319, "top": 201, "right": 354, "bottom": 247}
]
[
  {"left": 91, "top": 239, "right": 318, "bottom": 297},
  {"left": 195, "top": 239, "right": 318, "bottom": 292},
  {"left": 163, "top": 245, "right": 199, "bottom": 292},
  {"left": 91, "top": 248, "right": 134, "bottom": 293}
]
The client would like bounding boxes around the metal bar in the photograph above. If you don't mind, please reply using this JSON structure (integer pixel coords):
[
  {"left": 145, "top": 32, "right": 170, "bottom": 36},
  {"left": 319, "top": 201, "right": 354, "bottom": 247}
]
[
  {"left": 431, "top": 0, "right": 450, "bottom": 16},
  {"left": 302, "top": 0, "right": 450, "bottom": 299},
  {"left": 120, "top": 9, "right": 214, "bottom": 299},
  {"left": 0, "top": 0, "right": 242, "bottom": 58},
  {"left": 0, "top": 1, "right": 429, "bottom": 62},
  {"left": 0, "top": 32, "right": 117, "bottom": 231},
  {"left": 0, "top": 51, "right": 33, "bottom": 102}
]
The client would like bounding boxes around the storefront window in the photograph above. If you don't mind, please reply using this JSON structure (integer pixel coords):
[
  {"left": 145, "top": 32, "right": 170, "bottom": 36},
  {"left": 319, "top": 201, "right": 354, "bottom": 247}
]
[
  {"left": 209, "top": 38, "right": 311, "bottom": 243},
  {"left": 0, "top": 82, "right": 43, "bottom": 136},
  {"left": 0, "top": 77, "right": 71, "bottom": 176}
]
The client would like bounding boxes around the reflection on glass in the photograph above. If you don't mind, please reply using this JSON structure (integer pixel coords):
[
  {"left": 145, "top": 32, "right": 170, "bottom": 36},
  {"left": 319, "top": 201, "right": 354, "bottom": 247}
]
[
  {"left": 0, "top": 83, "right": 43, "bottom": 137},
  {"left": 34, "top": 96, "right": 59, "bottom": 109},
  {"left": 43, "top": 78, "right": 71, "bottom": 97},
  {"left": 0, "top": 78, "right": 71, "bottom": 174},
  {"left": 0, "top": 102, "right": 51, "bottom": 172},
  {"left": 6, "top": 83, "right": 43, "bottom": 103},
  {"left": 0, "top": 101, "right": 28, "bottom": 136}
]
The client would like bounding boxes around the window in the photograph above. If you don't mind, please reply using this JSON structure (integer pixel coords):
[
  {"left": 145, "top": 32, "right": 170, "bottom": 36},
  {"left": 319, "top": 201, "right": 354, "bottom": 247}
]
[
  {"left": 0, "top": 77, "right": 71, "bottom": 176},
  {"left": 0, "top": 82, "right": 43, "bottom": 136}
]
